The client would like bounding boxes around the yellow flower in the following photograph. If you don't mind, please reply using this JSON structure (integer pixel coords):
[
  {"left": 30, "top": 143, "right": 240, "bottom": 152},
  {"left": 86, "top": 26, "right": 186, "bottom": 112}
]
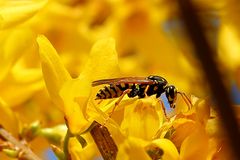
[
  {"left": 37, "top": 34, "right": 182, "bottom": 159},
  {"left": 218, "top": 25, "right": 240, "bottom": 72},
  {"left": 0, "top": 28, "right": 44, "bottom": 107},
  {"left": 150, "top": 138, "right": 179, "bottom": 160},
  {"left": 37, "top": 35, "right": 120, "bottom": 134},
  {"left": 180, "top": 125, "right": 209, "bottom": 160},
  {"left": 117, "top": 137, "right": 179, "bottom": 160},
  {"left": 1, "top": 1, "right": 239, "bottom": 159},
  {"left": 37, "top": 33, "right": 234, "bottom": 159},
  {"left": 0, "top": 0, "right": 47, "bottom": 29},
  {"left": 117, "top": 137, "right": 153, "bottom": 160},
  {"left": 0, "top": 98, "right": 19, "bottom": 136},
  {"left": 152, "top": 95, "right": 233, "bottom": 160},
  {"left": 120, "top": 97, "right": 164, "bottom": 141},
  {"left": 69, "top": 137, "right": 100, "bottom": 160}
]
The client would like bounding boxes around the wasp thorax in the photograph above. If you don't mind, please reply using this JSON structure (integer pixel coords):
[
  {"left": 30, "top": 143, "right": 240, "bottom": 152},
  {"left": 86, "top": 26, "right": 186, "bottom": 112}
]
[
  {"left": 147, "top": 75, "right": 167, "bottom": 84},
  {"left": 165, "top": 85, "right": 177, "bottom": 108}
]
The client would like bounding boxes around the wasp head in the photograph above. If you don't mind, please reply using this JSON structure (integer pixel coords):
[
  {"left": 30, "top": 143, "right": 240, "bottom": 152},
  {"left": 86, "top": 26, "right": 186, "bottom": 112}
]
[{"left": 165, "top": 85, "right": 177, "bottom": 108}]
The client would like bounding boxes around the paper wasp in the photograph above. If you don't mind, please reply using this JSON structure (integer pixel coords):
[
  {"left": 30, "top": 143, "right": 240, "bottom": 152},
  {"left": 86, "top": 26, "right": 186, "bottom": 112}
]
[{"left": 92, "top": 75, "right": 191, "bottom": 118}]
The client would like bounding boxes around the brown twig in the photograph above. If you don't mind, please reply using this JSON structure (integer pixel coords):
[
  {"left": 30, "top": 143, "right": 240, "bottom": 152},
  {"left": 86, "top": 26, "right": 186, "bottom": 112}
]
[
  {"left": 178, "top": 0, "right": 240, "bottom": 159},
  {"left": 0, "top": 125, "right": 42, "bottom": 160},
  {"left": 90, "top": 121, "right": 118, "bottom": 160}
]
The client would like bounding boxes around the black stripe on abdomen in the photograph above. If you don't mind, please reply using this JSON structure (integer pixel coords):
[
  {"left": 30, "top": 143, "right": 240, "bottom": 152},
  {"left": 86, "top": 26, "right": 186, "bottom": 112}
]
[
  {"left": 116, "top": 83, "right": 129, "bottom": 91},
  {"left": 96, "top": 85, "right": 123, "bottom": 99},
  {"left": 96, "top": 90, "right": 106, "bottom": 99}
]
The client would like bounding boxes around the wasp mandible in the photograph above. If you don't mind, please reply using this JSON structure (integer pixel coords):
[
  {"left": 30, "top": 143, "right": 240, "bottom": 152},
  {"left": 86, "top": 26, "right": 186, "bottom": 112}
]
[{"left": 92, "top": 75, "right": 191, "bottom": 118}]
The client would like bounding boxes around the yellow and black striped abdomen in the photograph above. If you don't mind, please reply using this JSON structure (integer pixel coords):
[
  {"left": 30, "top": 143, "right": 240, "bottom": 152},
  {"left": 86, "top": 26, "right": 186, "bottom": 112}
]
[{"left": 95, "top": 83, "right": 131, "bottom": 99}]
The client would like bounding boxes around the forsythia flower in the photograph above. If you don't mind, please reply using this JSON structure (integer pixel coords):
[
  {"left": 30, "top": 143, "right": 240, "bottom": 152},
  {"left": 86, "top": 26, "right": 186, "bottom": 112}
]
[
  {"left": 0, "top": 0, "right": 239, "bottom": 160},
  {"left": 37, "top": 35, "right": 233, "bottom": 159},
  {"left": 37, "top": 35, "right": 120, "bottom": 134}
]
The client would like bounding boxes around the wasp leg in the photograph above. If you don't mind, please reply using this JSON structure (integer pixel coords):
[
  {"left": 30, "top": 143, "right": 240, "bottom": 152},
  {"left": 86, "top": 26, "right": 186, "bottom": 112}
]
[
  {"left": 158, "top": 99, "right": 170, "bottom": 121},
  {"left": 143, "top": 85, "right": 150, "bottom": 97},
  {"left": 177, "top": 92, "right": 192, "bottom": 110},
  {"left": 97, "top": 99, "right": 103, "bottom": 105},
  {"left": 102, "top": 89, "right": 132, "bottom": 126},
  {"left": 109, "top": 89, "right": 132, "bottom": 118}
]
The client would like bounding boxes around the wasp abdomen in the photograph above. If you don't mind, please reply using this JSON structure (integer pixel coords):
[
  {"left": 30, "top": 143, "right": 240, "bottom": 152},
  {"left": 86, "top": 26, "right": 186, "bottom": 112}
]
[{"left": 95, "top": 83, "right": 131, "bottom": 99}]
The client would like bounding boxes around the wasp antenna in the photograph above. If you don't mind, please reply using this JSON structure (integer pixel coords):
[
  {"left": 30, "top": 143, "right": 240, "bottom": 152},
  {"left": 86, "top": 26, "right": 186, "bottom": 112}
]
[{"left": 177, "top": 92, "right": 192, "bottom": 110}]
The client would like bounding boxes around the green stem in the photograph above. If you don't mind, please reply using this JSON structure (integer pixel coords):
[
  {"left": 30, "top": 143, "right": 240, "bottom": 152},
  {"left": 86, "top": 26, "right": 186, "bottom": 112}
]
[{"left": 63, "top": 129, "right": 71, "bottom": 160}]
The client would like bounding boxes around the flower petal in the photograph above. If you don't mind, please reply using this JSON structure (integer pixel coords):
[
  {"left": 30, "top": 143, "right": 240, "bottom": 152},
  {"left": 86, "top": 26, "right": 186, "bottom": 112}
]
[
  {"left": 120, "top": 97, "right": 163, "bottom": 140},
  {"left": 171, "top": 118, "right": 196, "bottom": 149},
  {"left": 0, "top": 29, "right": 44, "bottom": 106},
  {"left": 218, "top": 25, "right": 240, "bottom": 70},
  {"left": 180, "top": 126, "right": 209, "bottom": 160},
  {"left": 37, "top": 35, "right": 71, "bottom": 109},
  {"left": 59, "top": 38, "right": 120, "bottom": 133},
  {"left": 79, "top": 37, "right": 120, "bottom": 82},
  {"left": 205, "top": 118, "right": 224, "bottom": 138},
  {"left": 59, "top": 78, "right": 91, "bottom": 134},
  {"left": 0, "top": 67, "right": 44, "bottom": 107},
  {"left": 68, "top": 136, "right": 99, "bottom": 160},
  {"left": 0, "top": 98, "right": 19, "bottom": 136},
  {"left": 0, "top": 0, "right": 47, "bottom": 29},
  {"left": 0, "top": 29, "right": 35, "bottom": 81},
  {"left": 117, "top": 137, "right": 151, "bottom": 160},
  {"left": 195, "top": 99, "right": 210, "bottom": 125},
  {"left": 150, "top": 138, "right": 179, "bottom": 160}
]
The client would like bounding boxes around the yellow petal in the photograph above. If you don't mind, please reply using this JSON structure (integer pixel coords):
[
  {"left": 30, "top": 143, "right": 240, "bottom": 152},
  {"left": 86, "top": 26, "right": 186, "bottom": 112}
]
[
  {"left": 0, "top": 29, "right": 35, "bottom": 81},
  {"left": 79, "top": 37, "right": 120, "bottom": 82},
  {"left": 68, "top": 136, "right": 99, "bottom": 160},
  {"left": 117, "top": 137, "right": 151, "bottom": 160},
  {"left": 195, "top": 99, "right": 210, "bottom": 126},
  {"left": 150, "top": 138, "right": 179, "bottom": 160},
  {"left": 0, "top": 0, "right": 47, "bottom": 29},
  {"left": 153, "top": 122, "right": 173, "bottom": 139},
  {"left": 58, "top": 38, "right": 120, "bottom": 133},
  {"left": 171, "top": 118, "right": 196, "bottom": 149},
  {"left": 174, "top": 96, "right": 210, "bottom": 125},
  {"left": 59, "top": 78, "right": 91, "bottom": 134},
  {"left": 37, "top": 35, "right": 71, "bottom": 109},
  {"left": 120, "top": 97, "right": 163, "bottom": 140},
  {"left": 205, "top": 118, "right": 224, "bottom": 138},
  {"left": 0, "top": 98, "right": 19, "bottom": 136},
  {"left": 0, "top": 30, "right": 44, "bottom": 106},
  {"left": 180, "top": 126, "right": 209, "bottom": 160},
  {"left": 78, "top": 38, "right": 121, "bottom": 129},
  {"left": 207, "top": 137, "right": 233, "bottom": 160},
  {"left": 0, "top": 67, "right": 44, "bottom": 107},
  {"left": 218, "top": 25, "right": 240, "bottom": 70},
  {"left": 88, "top": 106, "right": 126, "bottom": 145}
]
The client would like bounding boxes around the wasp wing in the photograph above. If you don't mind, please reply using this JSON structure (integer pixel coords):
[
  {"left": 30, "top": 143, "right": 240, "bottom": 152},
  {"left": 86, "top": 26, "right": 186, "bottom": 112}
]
[{"left": 92, "top": 77, "right": 155, "bottom": 87}]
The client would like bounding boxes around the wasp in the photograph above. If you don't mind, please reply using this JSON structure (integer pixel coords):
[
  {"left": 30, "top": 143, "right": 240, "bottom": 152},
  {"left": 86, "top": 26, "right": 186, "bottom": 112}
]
[{"left": 92, "top": 75, "right": 191, "bottom": 118}]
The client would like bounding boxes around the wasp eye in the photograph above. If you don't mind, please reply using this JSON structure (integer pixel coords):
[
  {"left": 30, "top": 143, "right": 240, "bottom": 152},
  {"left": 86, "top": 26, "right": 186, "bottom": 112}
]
[{"left": 165, "top": 85, "right": 177, "bottom": 108}]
